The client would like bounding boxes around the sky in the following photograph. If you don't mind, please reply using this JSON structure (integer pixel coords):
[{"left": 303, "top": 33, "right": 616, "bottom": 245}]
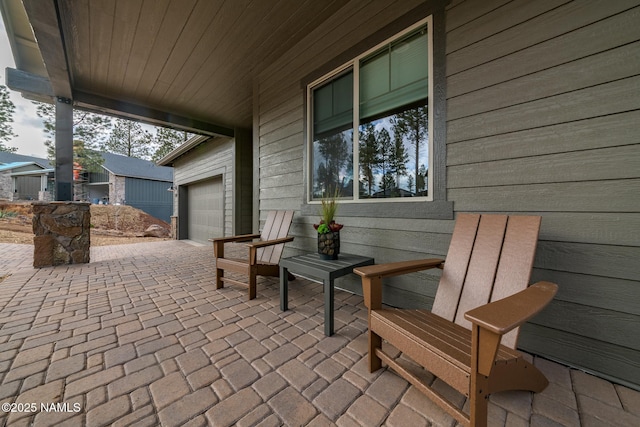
[{"left": 0, "top": 20, "right": 48, "bottom": 158}]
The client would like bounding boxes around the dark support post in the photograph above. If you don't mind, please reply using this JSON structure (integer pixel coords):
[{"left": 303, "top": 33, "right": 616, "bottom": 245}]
[{"left": 55, "top": 97, "right": 73, "bottom": 201}]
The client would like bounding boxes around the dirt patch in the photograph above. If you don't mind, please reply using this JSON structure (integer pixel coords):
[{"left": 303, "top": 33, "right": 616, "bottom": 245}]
[{"left": 0, "top": 201, "right": 172, "bottom": 246}]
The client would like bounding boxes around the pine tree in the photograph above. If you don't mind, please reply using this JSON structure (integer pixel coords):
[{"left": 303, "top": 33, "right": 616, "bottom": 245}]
[
  {"left": 101, "top": 118, "right": 153, "bottom": 159},
  {"left": 316, "top": 132, "right": 350, "bottom": 197},
  {"left": 391, "top": 106, "right": 428, "bottom": 194},
  {"left": 152, "top": 127, "right": 190, "bottom": 162},
  {"left": 0, "top": 85, "right": 18, "bottom": 152},
  {"left": 358, "top": 122, "right": 380, "bottom": 197},
  {"left": 35, "top": 102, "right": 111, "bottom": 165}
]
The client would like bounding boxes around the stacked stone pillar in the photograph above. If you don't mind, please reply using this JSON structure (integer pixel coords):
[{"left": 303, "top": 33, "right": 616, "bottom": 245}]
[{"left": 32, "top": 202, "right": 90, "bottom": 267}]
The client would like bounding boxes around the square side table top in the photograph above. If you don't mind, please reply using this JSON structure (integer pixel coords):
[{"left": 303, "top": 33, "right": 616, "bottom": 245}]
[{"left": 279, "top": 253, "right": 374, "bottom": 281}]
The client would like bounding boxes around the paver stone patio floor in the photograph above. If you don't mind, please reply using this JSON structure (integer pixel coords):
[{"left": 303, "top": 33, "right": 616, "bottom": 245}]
[{"left": 0, "top": 240, "right": 639, "bottom": 426}]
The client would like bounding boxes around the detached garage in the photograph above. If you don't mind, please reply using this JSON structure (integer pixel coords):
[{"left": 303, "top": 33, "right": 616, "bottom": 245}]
[
  {"left": 186, "top": 177, "right": 224, "bottom": 244},
  {"left": 159, "top": 132, "right": 253, "bottom": 243}
]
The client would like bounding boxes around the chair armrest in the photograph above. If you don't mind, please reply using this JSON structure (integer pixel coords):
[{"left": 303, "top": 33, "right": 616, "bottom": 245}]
[
  {"left": 464, "top": 281, "right": 558, "bottom": 335},
  {"left": 354, "top": 258, "right": 444, "bottom": 279},
  {"left": 245, "top": 236, "right": 294, "bottom": 248},
  {"left": 209, "top": 234, "right": 260, "bottom": 243},
  {"left": 355, "top": 258, "right": 444, "bottom": 310}
]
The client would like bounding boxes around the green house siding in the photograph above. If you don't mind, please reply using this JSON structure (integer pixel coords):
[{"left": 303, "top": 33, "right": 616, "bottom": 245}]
[
  {"left": 171, "top": 134, "right": 253, "bottom": 240},
  {"left": 255, "top": 0, "right": 640, "bottom": 390},
  {"left": 444, "top": 0, "right": 640, "bottom": 390}
]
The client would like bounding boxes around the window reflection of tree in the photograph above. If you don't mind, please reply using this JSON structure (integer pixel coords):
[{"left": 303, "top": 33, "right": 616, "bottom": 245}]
[
  {"left": 314, "top": 130, "right": 351, "bottom": 198},
  {"left": 392, "top": 105, "right": 428, "bottom": 196},
  {"left": 358, "top": 105, "right": 427, "bottom": 198},
  {"left": 359, "top": 122, "right": 378, "bottom": 197}
]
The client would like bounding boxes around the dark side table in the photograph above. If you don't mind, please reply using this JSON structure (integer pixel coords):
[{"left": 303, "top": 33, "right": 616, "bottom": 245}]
[{"left": 279, "top": 253, "right": 374, "bottom": 336}]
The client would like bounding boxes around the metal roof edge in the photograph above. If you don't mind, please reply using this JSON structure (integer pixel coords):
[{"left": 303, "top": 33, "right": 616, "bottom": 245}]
[
  {"left": 11, "top": 168, "right": 54, "bottom": 176},
  {"left": 0, "top": 161, "right": 39, "bottom": 171}
]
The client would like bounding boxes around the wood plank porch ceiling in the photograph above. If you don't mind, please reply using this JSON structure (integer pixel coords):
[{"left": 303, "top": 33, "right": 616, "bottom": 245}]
[{"left": 22, "top": 0, "right": 348, "bottom": 131}]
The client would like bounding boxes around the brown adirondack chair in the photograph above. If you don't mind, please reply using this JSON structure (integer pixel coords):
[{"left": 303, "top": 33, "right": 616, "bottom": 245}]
[
  {"left": 354, "top": 214, "right": 558, "bottom": 427},
  {"left": 211, "top": 210, "right": 295, "bottom": 300}
]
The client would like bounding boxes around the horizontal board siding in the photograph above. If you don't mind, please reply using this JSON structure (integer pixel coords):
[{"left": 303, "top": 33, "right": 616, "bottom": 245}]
[
  {"left": 449, "top": 180, "right": 640, "bottom": 212},
  {"left": 447, "top": 110, "right": 640, "bottom": 165},
  {"left": 519, "top": 324, "right": 640, "bottom": 391},
  {"left": 446, "top": 0, "right": 640, "bottom": 75},
  {"left": 256, "top": 0, "right": 640, "bottom": 390},
  {"left": 534, "top": 300, "right": 640, "bottom": 352},
  {"left": 448, "top": 145, "right": 640, "bottom": 188},
  {"left": 445, "top": 0, "right": 572, "bottom": 53},
  {"left": 448, "top": 75, "right": 640, "bottom": 143},
  {"left": 535, "top": 212, "right": 640, "bottom": 247},
  {"left": 173, "top": 137, "right": 234, "bottom": 237},
  {"left": 259, "top": 97, "right": 303, "bottom": 136},
  {"left": 445, "top": 0, "right": 640, "bottom": 390},
  {"left": 448, "top": 41, "right": 640, "bottom": 121},
  {"left": 535, "top": 242, "right": 639, "bottom": 282},
  {"left": 531, "top": 269, "right": 639, "bottom": 316},
  {"left": 447, "top": 4, "right": 640, "bottom": 98}
]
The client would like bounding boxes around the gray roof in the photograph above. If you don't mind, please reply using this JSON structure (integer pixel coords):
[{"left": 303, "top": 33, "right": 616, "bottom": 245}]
[
  {"left": 100, "top": 152, "right": 173, "bottom": 182},
  {"left": 0, "top": 151, "right": 172, "bottom": 182},
  {"left": 0, "top": 152, "right": 51, "bottom": 168}
]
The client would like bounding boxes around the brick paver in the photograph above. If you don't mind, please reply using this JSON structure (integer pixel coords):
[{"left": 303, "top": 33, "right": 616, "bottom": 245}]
[{"left": 0, "top": 240, "right": 639, "bottom": 426}]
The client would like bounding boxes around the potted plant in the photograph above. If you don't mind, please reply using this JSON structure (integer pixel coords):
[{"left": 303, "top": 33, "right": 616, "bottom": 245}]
[{"left": 314, "top": 191, "right": 343, "bottom": 260}]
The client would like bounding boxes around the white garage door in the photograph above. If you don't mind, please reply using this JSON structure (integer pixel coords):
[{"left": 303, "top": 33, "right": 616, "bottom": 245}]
[{"left": 187, "top": 177, "right": 223, "bottom": 244}]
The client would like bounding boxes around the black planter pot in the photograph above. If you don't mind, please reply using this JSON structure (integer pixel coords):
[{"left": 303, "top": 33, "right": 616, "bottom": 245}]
[{"left": 317, "top": 230, "right": 340, "bottom": 260}]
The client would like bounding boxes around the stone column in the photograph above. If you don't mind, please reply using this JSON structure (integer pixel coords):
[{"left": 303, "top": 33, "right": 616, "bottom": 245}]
[{"left": 32, "top": 202, "right": 91, "bottom": 267}]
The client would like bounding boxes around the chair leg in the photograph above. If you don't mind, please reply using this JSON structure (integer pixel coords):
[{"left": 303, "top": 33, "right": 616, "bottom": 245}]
[
  {"left": 489, "top": 358, "right": 549, "bottom": 394},
  {"left": 216, "top": 268, "right": 224, "bottom": 290},
  {"left": 470, "top": 373, "right": 489, "bottom": 427},
  {"left": 369, "top": 329, "right": 382, "bottom": 372},
  {"left": 248, "top": 271, "right": 257, "bottom": 300}
]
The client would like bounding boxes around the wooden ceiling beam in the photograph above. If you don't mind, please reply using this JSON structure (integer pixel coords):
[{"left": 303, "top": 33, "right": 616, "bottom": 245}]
[{"left": 21, "top": 0, "right": 72, "bottom": 99}]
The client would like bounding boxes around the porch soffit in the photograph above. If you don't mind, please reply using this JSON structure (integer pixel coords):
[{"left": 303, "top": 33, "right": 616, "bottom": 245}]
[{"left": 8, "top": 0, "right": 349, "bottom": 134}]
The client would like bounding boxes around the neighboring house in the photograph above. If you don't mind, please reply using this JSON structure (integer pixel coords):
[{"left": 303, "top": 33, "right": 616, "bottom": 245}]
[
  {"left": 0, "top": 151, "right": 173, "bottom": 223},
  {"left": 3, "top": 0, "right": 638, "bottom": 390},
  {"left": 0, "top": 152, "right": 53, "bottom": 201},
  {"left": 84, "top": 152, "right": 174, "bottom": 223},
  {"left": 157, "top": 133, "right": 253, "bottom": 245}
]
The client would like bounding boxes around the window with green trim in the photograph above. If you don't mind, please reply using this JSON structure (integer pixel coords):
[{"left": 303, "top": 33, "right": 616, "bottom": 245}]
[{"left": 308, "top": 18, "right": 432, "bottom": 202}]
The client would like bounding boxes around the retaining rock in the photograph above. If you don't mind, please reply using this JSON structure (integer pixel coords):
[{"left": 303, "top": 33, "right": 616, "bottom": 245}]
[{"left": 32, "top": 201, "right": 90, "bottom": 267}]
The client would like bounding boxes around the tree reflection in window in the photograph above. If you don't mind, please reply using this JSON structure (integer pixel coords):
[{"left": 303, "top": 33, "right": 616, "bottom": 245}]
[
  {"left": 359, "top": 105, "right": 427, "bottom": 198},
  {"left": 312, "top": 128, "right": 353, "bottom": 199},
  {"left": 308, "top": 22, "right": 430, "bottom": 201}
]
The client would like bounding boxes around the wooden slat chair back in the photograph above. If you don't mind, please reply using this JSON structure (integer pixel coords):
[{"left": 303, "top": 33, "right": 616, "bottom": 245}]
[
  {"left": 256, "top": 210, "right": 294, "bottom": 265},
  {"left": 433, "top": 214, "right": 541, "bottom": 348},
  {"left": 354, "top": 213, "right": 558, "bottom": 427},
  {"left": 211, "top": 210, "right": 295, "bottom": 300}
]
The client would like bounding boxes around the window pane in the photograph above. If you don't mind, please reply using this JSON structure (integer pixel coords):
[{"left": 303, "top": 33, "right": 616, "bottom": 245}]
[
  {"left": 358, "top": 104, "right": 428, "bottom": 198},
  {"left": 390, "top": 30, "right": 428, "bottom": 91},
  {"left": 360, "top": 51, "right": 389, "bottom": 107},
  {"left": 360, "top": 28, "right": 428, "bottom": 121},
  {"left": 311, "top": 72, "right": 354, "bottom": 200},
  {"left": 308, "top": 21, "right": 431, "bottom": 204},
  {"left": 313, "top": 72, "right": 353, "bottom": 136},
  {"left": 312, "top": 129, "right": 353, "bottom": 200}
]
